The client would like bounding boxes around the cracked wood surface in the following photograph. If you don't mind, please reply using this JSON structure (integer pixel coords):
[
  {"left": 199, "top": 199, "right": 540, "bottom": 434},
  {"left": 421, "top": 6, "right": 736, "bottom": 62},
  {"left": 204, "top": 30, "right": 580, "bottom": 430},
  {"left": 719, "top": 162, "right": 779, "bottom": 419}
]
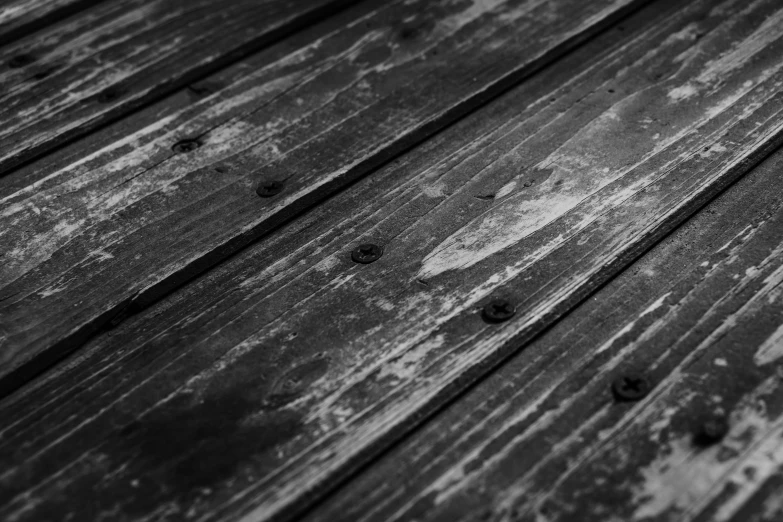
[
  {"left": 0, "top": 0, "right": 357, "bottom": 175},
  {"left": 302, "top": 130, "right": 783, "bottom": 522},
  {"left": 2, "top": 0, "right": 783, "bottom": 521},
  {"left": 0, "top": 0, "right": 645, "bottom": 395}
]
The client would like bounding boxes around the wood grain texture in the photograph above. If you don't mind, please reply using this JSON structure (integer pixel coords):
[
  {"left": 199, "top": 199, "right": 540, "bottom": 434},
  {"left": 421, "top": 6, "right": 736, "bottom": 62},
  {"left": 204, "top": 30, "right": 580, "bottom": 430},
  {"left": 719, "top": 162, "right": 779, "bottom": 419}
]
[
  {"left": 3, "top": 0, "right": 783, "bottom": 520},
  {"left": 0, "top": 0, "right": 357, "bottom": 175},
  {"left": 300, "top": 132, "right": 783, "bottom": 522},
  {"left": 0, "top": 0, "right": 645, "bottom": 394},
  {"left": 0, "top": 0, "right": 107, "bottom": 46}
]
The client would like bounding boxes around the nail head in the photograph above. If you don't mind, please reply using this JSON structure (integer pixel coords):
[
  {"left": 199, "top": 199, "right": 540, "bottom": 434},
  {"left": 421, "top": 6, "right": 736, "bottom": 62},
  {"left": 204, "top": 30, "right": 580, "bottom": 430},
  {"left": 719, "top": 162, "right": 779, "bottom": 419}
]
[
  {"left": 97, "top": 85, "right": 126, "bottom": 103},
  {"left": 172, "top": 139, "right": 200, "bottom": 153},
  {"left": 188, "top": 81, "right": 221, "bottom": 97},
  {"left": 256, "top": 180, "right": 285, "bottom": 198},
  {"left": 696, "top": 415, "right": 729, "bottom": 445}
]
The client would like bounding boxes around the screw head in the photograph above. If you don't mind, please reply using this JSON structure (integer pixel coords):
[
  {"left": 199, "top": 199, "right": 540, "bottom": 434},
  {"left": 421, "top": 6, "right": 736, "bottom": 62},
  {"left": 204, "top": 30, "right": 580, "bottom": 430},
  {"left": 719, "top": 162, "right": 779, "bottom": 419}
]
[
  {"left": 695, "top": 415, "right": 729, "bottom": 445},
  {"left": 351, "top": 243, "right": 383, "bottom": 264},
  {"left": 172, "top": 139, "right": 200, "bottom": 153},
  {"left": 188, "top": 81, "right": 222, "bottom": 97},
  {"left": 256, "top": 180, "right": 285, "bottom": 198},
  {"left": 482, "top": 299, "right": 516, "bottom": 323},
  {"left": 8, "top": 54, "right": 35, "bottom": 68},
  {"left": 611, "top": 374, "right": 650, "bottom": 402},
  {"left": 97, "top": 85, "right": 125, "bottom": 103}
]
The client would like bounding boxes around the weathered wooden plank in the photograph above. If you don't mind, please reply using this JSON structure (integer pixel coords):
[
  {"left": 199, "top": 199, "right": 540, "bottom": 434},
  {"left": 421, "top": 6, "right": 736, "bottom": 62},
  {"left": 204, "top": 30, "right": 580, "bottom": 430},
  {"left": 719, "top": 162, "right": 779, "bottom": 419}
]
[
  {"left": 298, "top": 144, "right": 783, "bottom": 522},
  {"left": 0, "top": 0, "right": 107, "bottom": 46},
  {"left": 0, "top": 0, "right": 358, "bottom": 175},
  {"left": 0, "top": 0, "right": 646, "bottom": 393},
  {"left": 721, "top": 474, "right": 783, "bottom": 522},
  {"left": 4, "top": 0, "right": 783, "bottom": 520}
]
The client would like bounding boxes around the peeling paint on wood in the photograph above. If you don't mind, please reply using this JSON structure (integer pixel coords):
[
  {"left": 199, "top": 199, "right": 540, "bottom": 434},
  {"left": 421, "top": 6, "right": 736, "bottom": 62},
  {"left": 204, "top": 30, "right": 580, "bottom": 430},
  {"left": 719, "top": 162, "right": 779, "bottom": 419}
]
[
  {"left": 0, "top": 0, "right": 358, "bottom": 175},
  {"left": 0, "top": 0, "right": 647, "bottom": 394},
  {"left": 755, "top": 323, "right": 783, "bottom": 366},
  {"left": 297, "top": 144, "right": 783, "bottom": 522},
  {"left": 3, "top": 0, "right": 783, "bottom": 521},
  {"left": 0, "top": 0, "right": 106, "bottom": 47}
]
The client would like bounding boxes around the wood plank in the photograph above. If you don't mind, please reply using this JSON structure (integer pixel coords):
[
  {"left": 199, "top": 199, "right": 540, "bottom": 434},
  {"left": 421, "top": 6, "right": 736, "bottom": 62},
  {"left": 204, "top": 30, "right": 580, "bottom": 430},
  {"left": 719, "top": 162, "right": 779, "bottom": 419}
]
[
  {"left": 3, "top": 0, "right": 783, "bottom": 520},
  {"left": 0, "top": 0, "right": 358, "bottom": 175},
  {"left": 0, "top": 0, "right": 107, "bottom": 46},
  {"left": 721, "top": 475, "right": 783, "bottom": 522},
  {"left": 299, "top": 139, "right": 783, "bottom": 522},
  {"left": 0, "top": 0, "right": 646, "bottom": 393}
]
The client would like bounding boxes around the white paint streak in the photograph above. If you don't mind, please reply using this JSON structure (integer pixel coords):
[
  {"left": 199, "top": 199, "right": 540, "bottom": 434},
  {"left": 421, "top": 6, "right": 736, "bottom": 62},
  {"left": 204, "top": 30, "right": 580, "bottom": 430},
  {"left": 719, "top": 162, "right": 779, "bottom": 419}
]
[
  {"left": 717, "top": 225, "right": 753, "bottom": 253},
  {"left": 495, "top": 180, "right": 517, "bottom": 199},
  {"left": 754, "top": 322, "right": 783, "bottom": 365},
  {"left": 376, "top": 334, "right": 446, "bottom": 382},
  {"left": 696, "top": 6, "right": 783, "bottom": 85},
  {"left": 422, "top": 181, "right": 448, "bottom": 198},
  {"left": 417, "top": 0, "right": 783, "bottom": 279},
  {"left": 632, "top": 377, "right": 782, "bottom": 520},
  {"left": 668, "top": 83, "right": 698, "bottom": 101},
  {"left": 595, "top": 292, "right": 671, "bottom": 355},
  {"left": 640, "top": 292, "right": 671, "bottom": 317}
]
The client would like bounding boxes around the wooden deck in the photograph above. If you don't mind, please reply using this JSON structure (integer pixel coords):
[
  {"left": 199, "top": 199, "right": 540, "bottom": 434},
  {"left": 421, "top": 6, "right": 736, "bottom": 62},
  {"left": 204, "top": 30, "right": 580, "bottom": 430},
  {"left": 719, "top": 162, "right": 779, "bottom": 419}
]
[{"left": 1, "top": 1, "right": 783, "bottom": 520}]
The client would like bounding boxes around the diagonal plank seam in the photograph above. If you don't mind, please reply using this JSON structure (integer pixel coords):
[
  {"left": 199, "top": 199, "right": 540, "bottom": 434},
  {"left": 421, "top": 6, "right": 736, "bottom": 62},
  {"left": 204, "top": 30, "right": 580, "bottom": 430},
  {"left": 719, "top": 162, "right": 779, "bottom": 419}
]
[
  {"left": 296, "top": 144, "right": 783, "bottom": 522},
  {"left": 253, "top": 72, "right": 783, "bottom": 522},
  {"left": 9, "top": 1, "right": 783, "bottom": 521},
  {"left": 0, "top": 0, "right": 657, "bottom": 399},
  {"left": 0, "top": 0, "right": 365, "bottom": 178}
]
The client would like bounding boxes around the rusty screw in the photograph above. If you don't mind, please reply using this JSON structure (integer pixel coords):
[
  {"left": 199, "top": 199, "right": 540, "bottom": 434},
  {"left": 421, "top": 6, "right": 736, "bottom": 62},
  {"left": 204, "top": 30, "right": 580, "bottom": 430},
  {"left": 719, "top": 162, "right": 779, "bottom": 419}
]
[
  {"left": 172, "top": 139, "right": 200, "bottom": 153},
  {"left": 256, "top": 180, "right": 285, "bottom": 198},
  {"left": 695, "top": 415, "right": 729, "bottom": 446},
  {"left": 351, "top": 243, "right": 383, "bottom": 264},
  {"left": 482, "top": 299, "right": 516, "bottom": 323},
  {"left": 611, "top": 374, "right": 650, "bottom": 402}
]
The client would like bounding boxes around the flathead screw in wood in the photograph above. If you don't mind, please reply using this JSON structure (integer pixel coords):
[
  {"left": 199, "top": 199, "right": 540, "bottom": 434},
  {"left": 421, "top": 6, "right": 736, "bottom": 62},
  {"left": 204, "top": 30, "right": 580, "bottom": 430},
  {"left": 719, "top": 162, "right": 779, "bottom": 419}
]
[
  {"left": 482, "top": 299, "right": 516, "bottom": 323},
  {"left": 611, "top": 374, "right": 650, "bottom": 401},
  {"left": 351, "top": 243, "right": 383, "bottom": 264},
  {"left": 695, "top": 415, "right": 729, "bottom": 446},
  {"left": 8, "top": 54, "right": 35, "bottom": 68},
  {"left": 172, "top": 139, "right": 200, "bottom": 153},
  {"left": 256, "top": 180, "right": 285, "bottom": 198}
]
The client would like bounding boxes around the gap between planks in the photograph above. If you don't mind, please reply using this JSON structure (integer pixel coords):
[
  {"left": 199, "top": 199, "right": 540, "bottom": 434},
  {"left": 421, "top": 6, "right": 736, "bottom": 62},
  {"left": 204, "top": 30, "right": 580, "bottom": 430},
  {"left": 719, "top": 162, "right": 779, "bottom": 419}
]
[
  {"left": 0, "top": 0, "right": 652, "bottom": 398},
  {"left": 0, "top": 0, "right": 363, "bottom": 176},
  {"left": 296, "top": 142, "right": 783, "bottom": 522},
  {"left": 4, "top": 0, "right": 783, "bottom": 521}
]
